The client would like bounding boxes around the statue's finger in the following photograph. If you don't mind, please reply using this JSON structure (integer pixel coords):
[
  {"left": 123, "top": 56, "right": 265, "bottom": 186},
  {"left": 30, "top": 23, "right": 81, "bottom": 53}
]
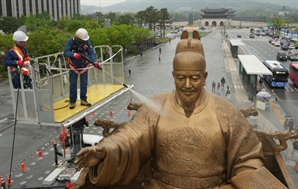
[
  {"left": 96, "top": 146, "right": 107, "bottom": 158},
  {"left": 76, "top": 147, "right": 88, "bottom": 157},
  {"left": 76, "top": 162, "right": 84, "bottom": 170}
]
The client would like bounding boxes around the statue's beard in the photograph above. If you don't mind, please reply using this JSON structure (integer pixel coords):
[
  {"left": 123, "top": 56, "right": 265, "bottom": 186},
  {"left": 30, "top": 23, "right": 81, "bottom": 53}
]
[{"left": 181, "top": 98, "right": 195, "bottom": 118}]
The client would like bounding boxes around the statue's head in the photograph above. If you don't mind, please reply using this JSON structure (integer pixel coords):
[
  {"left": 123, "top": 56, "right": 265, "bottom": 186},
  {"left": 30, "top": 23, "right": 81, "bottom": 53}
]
[{"left": 172, "top": 31, "right": 208, "bottom": 114}]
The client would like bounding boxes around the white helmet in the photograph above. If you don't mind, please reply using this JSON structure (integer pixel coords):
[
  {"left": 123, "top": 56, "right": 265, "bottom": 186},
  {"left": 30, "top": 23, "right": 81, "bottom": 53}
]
[
  {"left": 13, "top": 31, "right": 29, "bottom": 41},
  {"left": 76, "top": 28, "right": 89, "bottom": 41}
]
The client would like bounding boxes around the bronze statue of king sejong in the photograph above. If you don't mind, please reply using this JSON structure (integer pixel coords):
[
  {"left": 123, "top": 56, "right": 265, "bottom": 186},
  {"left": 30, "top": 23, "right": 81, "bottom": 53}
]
[{"left": 72, "top": 31, "right": 287, "bottom": 189}]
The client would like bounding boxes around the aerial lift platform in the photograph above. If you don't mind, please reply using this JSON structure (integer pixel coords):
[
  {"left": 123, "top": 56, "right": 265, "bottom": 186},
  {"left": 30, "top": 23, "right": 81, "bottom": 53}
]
[
  {"left": 7, "top": 45, "right": 129, "bottom": 128},
  {"left": 4, "top": 45, "right": 132, "bottom": 188}
]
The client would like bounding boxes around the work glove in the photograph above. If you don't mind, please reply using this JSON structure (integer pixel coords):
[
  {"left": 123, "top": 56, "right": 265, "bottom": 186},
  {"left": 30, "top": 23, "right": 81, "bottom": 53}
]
[
  {"left": 74, "top": 53, "right": 82, "bottom": 60},
  {"left": 94, "top": 62, "right": 102, "bottom": 70},
  {"left": 17, "top": 60, "right": 24, "bottom": 67}
]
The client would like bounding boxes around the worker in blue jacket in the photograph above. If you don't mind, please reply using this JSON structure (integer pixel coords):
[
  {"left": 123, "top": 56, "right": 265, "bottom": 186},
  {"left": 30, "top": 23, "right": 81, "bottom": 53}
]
[
  {"left": 64, "top": 28, "right": 101, "bottom": 109},
  {"left": 4, "top": 31, "right": 32, "bottom": 89}
]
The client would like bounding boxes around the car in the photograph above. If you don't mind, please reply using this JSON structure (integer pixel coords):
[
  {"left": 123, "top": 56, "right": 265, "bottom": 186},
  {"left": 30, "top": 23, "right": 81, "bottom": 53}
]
[
  {"left": 280, "top": 39, "right": 285, "bottom": 45},
  {"left": 280, "top": 44, "right": 289, "bottom": 50},
  {"left": 261, "top": 32, "right": 266, "bottom": 36},
  {"left": 274, "top": 41, "right": 281, "bottom": 47},
  {"left": 249, "top": 34, "right": 255, "bottom": 38},
  {"left": 237, "top": 34, "right": 241, "bottom": 38},
  {"left": 287, "top": 54, "right": 298, "bottom": 61},
  {"left": 277, "top": 52, "right": 287, "bottom": 61},
  {"left": 269, "top": 39, "right": 273, "bottom": 43}
]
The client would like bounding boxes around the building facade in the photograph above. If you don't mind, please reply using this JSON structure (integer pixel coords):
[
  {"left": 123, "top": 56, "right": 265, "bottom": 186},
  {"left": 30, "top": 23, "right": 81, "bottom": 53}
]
[
  {"left": 0, "top": 0, "right": 81, "bottom": 21},
  {"left": 199, "top": 8, "right": 232, "bottom": 28},
  {"left": 199, "top": 8, "right": 267, "bottom": 28}
]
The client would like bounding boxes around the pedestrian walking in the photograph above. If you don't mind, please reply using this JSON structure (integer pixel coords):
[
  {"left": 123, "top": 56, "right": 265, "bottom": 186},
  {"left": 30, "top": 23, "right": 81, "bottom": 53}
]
[
  {"left": 221, "top": 77, "right": 226, "bottom": 87},
  {"left": 284, "top": 119, "right": 290, "bottom": 131},
  {"left": 259, "top": 77, "right": 263, "bottom": 87},
  {"left": 211, "top": 81, "right": 216, "bottom": 93},
  {"left": 159, "top": 47, "right": 161, "bottom": 54},
  {"left": 225, "top": 85, "right": 230, "bottom": 99},
  {"left": 128, "top": 66, "right": 131, "bottom": 76},
  {"left": 217, "top": 82, "right": 220, "bottom": 94},
  {"left": 288, "top": 119, "right": 294, "bottom": 132},
  {"left": 292, "top": 139, "right": 298, "bottom": 156},
  {"left": 272, "top": 90, "right": 277, "bottom": 103},
  {"left": 140, "top": 51, "right": 143, "bottom": 57},
  {"left": 159, "top": 55, "right": 161, "bottom": 62}
]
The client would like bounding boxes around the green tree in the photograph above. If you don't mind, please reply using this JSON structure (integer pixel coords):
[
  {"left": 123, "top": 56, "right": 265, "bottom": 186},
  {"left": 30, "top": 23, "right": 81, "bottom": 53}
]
[
  {"left": 56, "top": 16, "right": 70, "bottom": 30},
  {"left": 131, "top": 27, "right": 152, "bottom": 50},
  {"left": 118, "top": 14, "right": 135, "bottom": 25},
  {"left": 0, "top": 33, "right": 14, "bottom": 52},
  {"left": 0, "top": 34, "right": 14, "bottom": 77},
  {"left": 104, "top": 12, "right": 117, "bottom": 25},
  {"left": 144, "top": 6, "right": 159, "bottom": 31},
  {"left": 25, "top": 13, "right": 39, "bottom": 32},
  {"left": 0, "top": 17, "right": 22, "bottom": 33},
  {"left": 73, "top": 13, "right": 91, "bottom": 20},
  {"left": 159, "top": 8, "right": 170, "bottom": 37},
  {"left": 34, "top": 12, "right": 52, "bottom": 30},
  {"left": 267, "top": 15, "right": 286, "bottom": 34},
  {"left": 136, "top": 10, "right": 146, "bottom": 27},
  {"left": 65, "top": 20, "right": 85, "bottom": 33}
]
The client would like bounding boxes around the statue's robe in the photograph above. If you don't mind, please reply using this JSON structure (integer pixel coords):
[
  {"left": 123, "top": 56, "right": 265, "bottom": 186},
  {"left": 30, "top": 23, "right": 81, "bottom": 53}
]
[{"left": 84, "top": 89, "right": 264, "bottom": 189}]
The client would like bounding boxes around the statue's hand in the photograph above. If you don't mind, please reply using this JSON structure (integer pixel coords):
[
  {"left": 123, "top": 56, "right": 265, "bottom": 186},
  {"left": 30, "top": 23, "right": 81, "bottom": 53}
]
[{"left": 74, "top": 146, "right": 107, "bottom": 170}]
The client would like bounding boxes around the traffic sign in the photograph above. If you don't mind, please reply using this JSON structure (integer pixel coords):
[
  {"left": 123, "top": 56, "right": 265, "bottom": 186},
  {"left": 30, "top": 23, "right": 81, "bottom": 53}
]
[{"left": 267, "top": 22, "right": 274, "bottom": 26}]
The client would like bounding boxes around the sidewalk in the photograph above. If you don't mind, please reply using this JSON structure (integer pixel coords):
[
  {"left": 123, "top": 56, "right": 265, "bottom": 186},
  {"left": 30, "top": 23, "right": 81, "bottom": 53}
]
[{"left": 222, "top": 39, "right": 298, "bottom": 186}]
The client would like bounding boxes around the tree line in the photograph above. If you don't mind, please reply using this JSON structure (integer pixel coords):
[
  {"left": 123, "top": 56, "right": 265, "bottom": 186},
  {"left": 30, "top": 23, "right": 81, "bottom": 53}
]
[{"left": 0, "top": 6, "right": 171, "bottom": 76}]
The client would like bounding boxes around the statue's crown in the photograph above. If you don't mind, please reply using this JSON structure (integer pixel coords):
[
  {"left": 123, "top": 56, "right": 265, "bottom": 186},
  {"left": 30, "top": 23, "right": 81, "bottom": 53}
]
[{"left": 175, "top": 30, "right": 205, "bottom": 57}]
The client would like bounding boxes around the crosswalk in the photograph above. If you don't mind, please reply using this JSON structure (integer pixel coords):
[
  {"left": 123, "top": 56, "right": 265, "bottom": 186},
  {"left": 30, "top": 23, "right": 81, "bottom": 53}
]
[
  {"left": 233, "top": 85, "right": 244, "bottom": 89},
  {"left": 286, "top": 85, "right": 298, "bottom": 92}
]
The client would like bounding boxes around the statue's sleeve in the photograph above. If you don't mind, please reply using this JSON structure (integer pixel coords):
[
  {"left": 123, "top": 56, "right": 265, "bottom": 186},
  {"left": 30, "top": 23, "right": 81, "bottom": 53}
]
[
  {"left": 218, "top": 101, "right": 264, "bottom": 182},
  {"left": 88, "top": 94, "right": 166, "bottom": 187}
]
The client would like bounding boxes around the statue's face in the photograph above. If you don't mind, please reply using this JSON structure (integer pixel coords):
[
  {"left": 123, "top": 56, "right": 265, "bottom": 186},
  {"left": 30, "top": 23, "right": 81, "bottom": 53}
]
[{"left": 172, "top": 52, "right": 208, "bottom": 104}]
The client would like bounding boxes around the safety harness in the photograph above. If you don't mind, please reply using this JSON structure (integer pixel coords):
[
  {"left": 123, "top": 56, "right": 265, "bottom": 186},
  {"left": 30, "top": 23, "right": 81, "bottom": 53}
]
[{"left": 68, "top": 37, "right": 90, "bottom": 75}]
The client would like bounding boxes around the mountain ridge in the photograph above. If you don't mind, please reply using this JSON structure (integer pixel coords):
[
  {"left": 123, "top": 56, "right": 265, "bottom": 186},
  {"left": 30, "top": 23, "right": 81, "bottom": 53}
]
[{"left": 81, "top": 0, "right": 288, "bottom": 14}]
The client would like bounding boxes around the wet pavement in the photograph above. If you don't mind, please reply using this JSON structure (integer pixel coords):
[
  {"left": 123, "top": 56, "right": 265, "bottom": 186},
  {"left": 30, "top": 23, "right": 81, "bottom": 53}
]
[{"left": 0, "top": 29, "right": 298, "bottom": 188}]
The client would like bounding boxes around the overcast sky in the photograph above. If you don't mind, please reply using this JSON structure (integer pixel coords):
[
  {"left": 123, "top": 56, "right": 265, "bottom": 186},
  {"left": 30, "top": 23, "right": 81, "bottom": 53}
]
[{"left": 81, "top": 0, "right": 125, "bottom": 7}]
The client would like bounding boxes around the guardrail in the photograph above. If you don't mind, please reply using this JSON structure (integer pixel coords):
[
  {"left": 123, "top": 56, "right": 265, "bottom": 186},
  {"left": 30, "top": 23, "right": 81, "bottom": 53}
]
[{"left": 7, "top": 46, "right": 125, "bottom": 126}]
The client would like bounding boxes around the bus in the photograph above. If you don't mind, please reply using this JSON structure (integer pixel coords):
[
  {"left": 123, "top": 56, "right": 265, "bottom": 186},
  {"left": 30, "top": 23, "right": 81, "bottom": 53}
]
[
  {"left": 290, "top": 39, "right": 298, "bottom": 49},
  {"left": 262, "top": 60, "right": 289, "bottom": 88},
  {"left": 289, "top": 62, "right": 298, "bottom": 86}
]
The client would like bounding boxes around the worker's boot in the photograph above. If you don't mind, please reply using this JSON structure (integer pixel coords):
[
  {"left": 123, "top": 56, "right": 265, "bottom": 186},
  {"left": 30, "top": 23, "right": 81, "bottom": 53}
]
[
  {"left": 81, "top": 100, "right": 91, "bottom": 106},
  {"left": 69, "top": 103, "right": 76, "bottom": 109}
]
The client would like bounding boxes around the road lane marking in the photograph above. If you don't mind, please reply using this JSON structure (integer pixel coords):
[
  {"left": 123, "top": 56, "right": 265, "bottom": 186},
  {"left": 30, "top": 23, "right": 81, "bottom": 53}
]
[{"left": 270, "top": 102, "right": 285, "bottom": 126}]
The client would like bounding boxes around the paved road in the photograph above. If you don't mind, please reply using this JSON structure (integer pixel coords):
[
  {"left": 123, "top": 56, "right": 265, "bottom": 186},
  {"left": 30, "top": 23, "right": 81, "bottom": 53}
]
[{"left": 0, "top": 29, "right": 298, "bottom": 188}]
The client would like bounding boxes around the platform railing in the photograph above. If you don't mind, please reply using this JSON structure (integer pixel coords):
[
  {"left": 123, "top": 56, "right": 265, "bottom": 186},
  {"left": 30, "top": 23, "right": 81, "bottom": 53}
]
[{"left": 7, "top": 45, "right": 124, "bottom": 126}]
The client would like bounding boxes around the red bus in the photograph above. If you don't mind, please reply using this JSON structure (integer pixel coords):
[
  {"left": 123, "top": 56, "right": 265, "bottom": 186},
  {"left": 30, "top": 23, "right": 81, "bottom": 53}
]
[{"left": 289, "top": 62, "right": 298, "bottom": 86}]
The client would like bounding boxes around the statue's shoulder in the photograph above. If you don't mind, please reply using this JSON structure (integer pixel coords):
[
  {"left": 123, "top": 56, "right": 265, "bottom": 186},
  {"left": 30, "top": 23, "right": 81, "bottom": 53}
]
[
  {"left": 209, "top": 93, "right": 250, "bottom": 131},
  {"left": 150, "top": 91, "right": 172, "bottom": 102},
  {"left": 209, "top": 93, "right": 238, "bottom": 112}
]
